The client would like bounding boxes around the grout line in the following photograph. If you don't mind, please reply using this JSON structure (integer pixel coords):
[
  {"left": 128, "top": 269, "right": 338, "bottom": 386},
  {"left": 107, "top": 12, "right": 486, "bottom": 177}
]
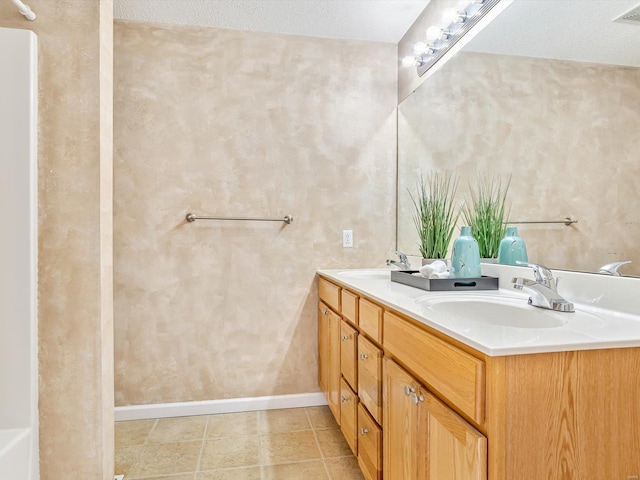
[
  {"left": 194, "top": 413, "right": 210, "bottom": 475},
  {"left": 122, "top": 418, "right": 159, "bottom": 478},
  {"left": 306, "top": 408, "right": 332, "bottom": 480},
  {"left": 258, "top": 423, "right": 265, "bottom": 480}
]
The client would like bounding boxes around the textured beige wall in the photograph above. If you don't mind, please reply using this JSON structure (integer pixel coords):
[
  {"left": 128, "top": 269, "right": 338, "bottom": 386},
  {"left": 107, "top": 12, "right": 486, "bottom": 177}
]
[
  {"left": 113, "top": 21, "right": 397, "bottom": 405},
  {"left": 398, "top": 52, "right": 640, "bottom": 276},
  {"left": 0, "top": 1, "right": 114, "bottom": 479}
]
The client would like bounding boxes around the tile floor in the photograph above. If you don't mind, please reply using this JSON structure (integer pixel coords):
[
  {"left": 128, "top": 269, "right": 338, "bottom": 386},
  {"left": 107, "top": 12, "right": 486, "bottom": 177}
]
[{"left": 115, "top": 406, "right": 364, "bottom": 480}]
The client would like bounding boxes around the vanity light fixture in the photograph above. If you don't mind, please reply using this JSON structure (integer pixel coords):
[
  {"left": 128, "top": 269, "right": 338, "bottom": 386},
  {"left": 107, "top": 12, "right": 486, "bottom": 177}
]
[{"left": 402, "top": 0, "right": 513, "bottom": 78}]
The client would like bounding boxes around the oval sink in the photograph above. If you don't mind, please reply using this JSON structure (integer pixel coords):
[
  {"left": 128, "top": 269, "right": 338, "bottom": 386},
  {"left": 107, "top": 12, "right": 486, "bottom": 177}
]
[
  {"left": 416, "top": 294, "right": 603, "bottom": 329},
  {"left": 336, "top": 270, "right": 391, "bottom": 280}
]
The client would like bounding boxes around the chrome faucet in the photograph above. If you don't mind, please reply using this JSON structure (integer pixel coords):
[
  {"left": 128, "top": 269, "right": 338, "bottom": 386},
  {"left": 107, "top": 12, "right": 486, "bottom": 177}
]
[
  {"left": 512, "top": 262, "right": 574, "bottom": 312},
  {"left": 387, "top": 250, "right": 411, "bottom": 270},
  {"left": 598, "top": 260, "right": 631, "bottom": 276}
]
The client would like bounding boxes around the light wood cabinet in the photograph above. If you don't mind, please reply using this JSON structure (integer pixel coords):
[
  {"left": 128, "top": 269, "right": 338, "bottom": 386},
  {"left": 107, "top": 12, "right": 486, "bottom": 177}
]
[
  {"left": 340, "top": 320, "right": 358, "bottom": 391},
  {"left": 384, "top": 357, "right": 486, "bottom": 480},
  {"left": 358, "top": 335, "right": 383, "bottom": 425},
  {"left": 359, "top": 297, "right": 383, "bottom": 343},
  {"left": 327, "top": 306, "right": 342, "bottom": 424},
  {"left": 358, "top": 403, "right": 382, "bottom": 480},
  {"left": 318, "top": 302, "right": 330, "bottom": 396},
  {"left": 342, "top": 289, "right": 359, "bottom": 325},
  {"left": 340, "top": 378, "right": 358, "bottom": 456}
]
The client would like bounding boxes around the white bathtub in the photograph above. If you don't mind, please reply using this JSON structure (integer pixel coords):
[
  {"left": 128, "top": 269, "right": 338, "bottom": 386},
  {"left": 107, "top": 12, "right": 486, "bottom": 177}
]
[{"left": 0, "top": 429, "right": 31, "bottom": 479}]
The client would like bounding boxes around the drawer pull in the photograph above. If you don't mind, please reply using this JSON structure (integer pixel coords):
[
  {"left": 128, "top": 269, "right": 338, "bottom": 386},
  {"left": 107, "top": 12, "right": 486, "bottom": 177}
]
[
  {"left": 360, "top": 427, "right": 369, "bottom": 436},
  {"left": 321, "top": 309, "right": 329, "bottom": 316},
  {"left": 404, "top": 385, "right": 416, "bottom": 397},
  {"left": 341, "top": 395, "right": 349, "bottom": 403},
  {"left": 411, "top": 392, "right": 425, "bottom": 405},
  {"left": 341, "top": 335, "right": 349, "bottom": 341},
  {"left": 360, "top": 353, "right": 369, "bottom": 360}
]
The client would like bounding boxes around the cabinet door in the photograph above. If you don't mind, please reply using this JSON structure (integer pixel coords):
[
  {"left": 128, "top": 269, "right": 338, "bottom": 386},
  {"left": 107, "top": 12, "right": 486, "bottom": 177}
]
[
  {"left": 358, "top": 403, "right": 382, "bottom": 480},
  {"left": 419, "top": 387, "right": 487, "bottom": 480},
  {"left": 340, "top": 320, "right": 358, "bottom": 391},
  {"left": 340, "top": 378, "right": 358, "bottom": 456},
  {"left": 327, "top": 308, "right": 342, "bottom": 424},
  {"left": 358, "top": 335, "right": 383, "bottom": 424},
  {"left": 383, "top": 357, "right": 421, "bottom": 480},
  {"left": 318, "top": 302, "right": 330, "bottom": 396}
]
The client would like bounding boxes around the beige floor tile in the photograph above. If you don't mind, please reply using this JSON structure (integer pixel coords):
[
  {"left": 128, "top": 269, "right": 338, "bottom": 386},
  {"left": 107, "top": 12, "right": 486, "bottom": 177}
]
[
  {"left": 115, "top": 445, "right": 144, "bottom": 476},
  {"left": 261, "top": 430, "right": 321, "bottom": 465},
  {"left": 146, "top": 415, "right": 208, "bottom": 443},
  {"left": 206, "top": 411, "right": 259, "bottom": 438},
  {"left": 306, "top": 406, "right": 338, "bottom": 430},
  {"left": 325, "top": 456, "right": 365, "bottom": 480},
  {"left": 315, "top": 428, "right": 353, "bottom": 458},
  {"left": 128, "top": 475, "right": 195, "bottom": 480},
  {"left": 199, "top": 436, "right": 260, "bottom": 470},
  {"left": 258, "top": 408, "right": 311, "bottom": 434},
  {"left": 262, "top": 460, "right": 329, "bottom": 480},
  {"left": 197, "top": 466, "right": 262, "bottom": 480},
  {"left": 115, "top": 419, "right": 156, "bottom": 447},
  {"left": 129, "top": 441, "right": 201, "bottom": 477}
]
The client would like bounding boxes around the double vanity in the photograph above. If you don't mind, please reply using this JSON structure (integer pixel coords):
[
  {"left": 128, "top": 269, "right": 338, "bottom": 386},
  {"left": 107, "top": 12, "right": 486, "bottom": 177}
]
[{"left": 317, "top": 264, "right": 640, "bottom": 480}]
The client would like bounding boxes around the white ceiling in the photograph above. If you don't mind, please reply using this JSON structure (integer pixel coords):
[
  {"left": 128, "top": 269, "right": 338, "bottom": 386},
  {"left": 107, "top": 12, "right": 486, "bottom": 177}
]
[
  {"left": 466, "top": 0, "right": 640, "bottom": 67},
  {"left": 113, "top": 0, "right": 431, "bottom": 43}
]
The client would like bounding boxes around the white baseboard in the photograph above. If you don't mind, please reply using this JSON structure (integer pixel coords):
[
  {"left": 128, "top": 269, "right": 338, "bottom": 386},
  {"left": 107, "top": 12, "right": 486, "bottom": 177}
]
[{"left": 114, "top": 392, "right": 328, "bottom": 422}]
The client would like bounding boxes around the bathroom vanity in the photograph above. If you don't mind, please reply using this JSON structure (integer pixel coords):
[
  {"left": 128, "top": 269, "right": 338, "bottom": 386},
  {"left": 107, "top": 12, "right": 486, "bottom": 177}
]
[{"left": 317, "top": 267, "right": 640, "bottom": 480}]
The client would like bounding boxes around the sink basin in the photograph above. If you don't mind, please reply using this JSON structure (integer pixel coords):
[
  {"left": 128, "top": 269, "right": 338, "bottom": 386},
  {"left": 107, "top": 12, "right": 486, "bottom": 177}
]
[
  {"left": 336, "top": 270, "right": 391, "bottom": 280},
  {"left": 415, "top": 294, "right": 603, "bottom": 329}
]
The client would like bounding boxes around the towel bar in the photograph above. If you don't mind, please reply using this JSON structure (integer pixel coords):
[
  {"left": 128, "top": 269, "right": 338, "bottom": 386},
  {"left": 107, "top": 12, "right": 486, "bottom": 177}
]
[{"left": 185, "top": 213, "right": 293, "bottom": 225}]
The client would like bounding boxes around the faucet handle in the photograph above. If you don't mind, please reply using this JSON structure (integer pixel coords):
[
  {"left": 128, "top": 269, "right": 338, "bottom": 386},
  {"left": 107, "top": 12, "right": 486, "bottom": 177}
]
[
  {"left": 516, "top": 261, "right": 556, "bottom": 289},
  {"left": 390, "top": 250, "right": 408, "bottom": 263},
  {"left": 598, "top": 260, "right": 631, "bottom": 276}
]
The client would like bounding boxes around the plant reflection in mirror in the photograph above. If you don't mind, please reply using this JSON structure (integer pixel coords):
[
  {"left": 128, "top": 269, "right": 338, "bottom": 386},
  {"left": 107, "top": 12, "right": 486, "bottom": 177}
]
[{"left": 462, "top": 175, "right": 511, "bottom": 259}]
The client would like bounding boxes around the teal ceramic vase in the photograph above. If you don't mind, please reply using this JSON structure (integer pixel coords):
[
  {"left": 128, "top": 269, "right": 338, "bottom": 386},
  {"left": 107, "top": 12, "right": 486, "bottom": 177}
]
[
  {"left": 450, "top": 226, "right": 481, "bottom": 278},
  {"left": 498, "top": 226, "right": 528, "bottom": 265}
]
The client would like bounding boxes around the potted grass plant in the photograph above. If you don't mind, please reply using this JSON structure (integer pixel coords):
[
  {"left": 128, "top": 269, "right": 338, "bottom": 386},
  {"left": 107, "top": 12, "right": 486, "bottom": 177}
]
[
  {"left": 461, "top": 175, "right": 511, "bottom": 260},
  {"left": 409, "top": 171, "right": 460, "bottom": 261}
]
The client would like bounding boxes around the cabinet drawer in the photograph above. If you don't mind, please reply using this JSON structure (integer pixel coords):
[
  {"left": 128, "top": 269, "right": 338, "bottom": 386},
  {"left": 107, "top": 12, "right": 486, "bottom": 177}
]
[
  {"left": 359, "top": 298, "right": 382, "bottom": 343},
  {"left": 340, "top": 320, "right": 358, "bottom": 391},
  {"left": 358, "top": 403, "right": 382, "bottom": 480},
  {"left": 384, "top": 311, "right": 485, "bottom": 424},
  {"left": 340, "top": 379, "right": 358, "bottom": 456},
  {"left": 319, "top": 277, "right": 340, "bottom": 313},
  {"left": 358, "top": 335, "right": 383, "bottom": 425},
  {"left": 341, "top": 289, "right": 358, "bottom": 325}
]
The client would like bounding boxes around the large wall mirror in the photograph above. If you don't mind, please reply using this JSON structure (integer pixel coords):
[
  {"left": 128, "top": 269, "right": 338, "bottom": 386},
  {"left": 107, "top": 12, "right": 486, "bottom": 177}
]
[{"left": 397, "top": 0, "right": 640, "bottom": 276}]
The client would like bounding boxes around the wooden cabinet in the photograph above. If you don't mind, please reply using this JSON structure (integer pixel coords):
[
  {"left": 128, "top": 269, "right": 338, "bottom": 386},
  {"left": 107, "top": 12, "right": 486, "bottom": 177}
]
[
  {"left": 358, "top": 335, "right": 383, "bottom": 425},
  {"left": 327, "top": 307, "right": 342, "bottom": 424},
  {"left": 384, "top": 357, "right": 487, "bottom": 480},
  {"left": 340, "top": 378, "right": 358, "bottom": 456},
  {"left": 358, "top": 403, "right": 382, "bottom": 480},
  {"left": 383, "top": 357, "right": 421, "bottom": 480},
  {"left": 359, "top": 297, "right": 383, "bottom": 343},
  {"left": 340, "top": 320, "right": 358, "bottom": 391},
  {"left": 318, "top": 302, "right": 330, "bottom": 396}
]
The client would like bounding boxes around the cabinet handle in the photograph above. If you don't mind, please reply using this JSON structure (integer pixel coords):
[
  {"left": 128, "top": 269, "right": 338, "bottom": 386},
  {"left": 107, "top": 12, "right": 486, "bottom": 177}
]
[
  {"left": 360, "top": 353, "right": 369, "bottom": 360},
  {"left": 404, "top": 385, "right": 416, "bottom": 397},
  {"left": 321, "top": 309, "right": 329, "bottom": 316},
  {"left": 341, "top": 395, "right": 349, "bottom": 403},
  {"left": 410, "top": 392, "right": 425, "bottom": 405},
  {"left": 341, "top": 335, "right": 349, "bottom": 341},
  {"left": 360, "top": 427, "right": 369, "bottom": 436}
]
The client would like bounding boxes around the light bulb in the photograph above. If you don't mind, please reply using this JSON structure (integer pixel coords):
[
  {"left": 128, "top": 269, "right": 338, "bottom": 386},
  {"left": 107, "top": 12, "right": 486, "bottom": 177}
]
[
  {"left": 401, "top": 56, "right": 416, "bottom": 68},
  {"left": 413, "top": 42, "right": 428, "bottom": 55},
  {"left": 442, "top": 7, "right": 465, "bottom": 25},
  {"left": 426, "top": 26, "right": 442, "bottom": 42}
]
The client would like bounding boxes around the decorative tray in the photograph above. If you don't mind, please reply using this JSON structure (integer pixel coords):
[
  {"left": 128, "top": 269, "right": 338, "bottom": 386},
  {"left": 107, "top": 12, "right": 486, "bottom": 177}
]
[{"left": 390, "top": 270, "right": 499, "bottom": 292}]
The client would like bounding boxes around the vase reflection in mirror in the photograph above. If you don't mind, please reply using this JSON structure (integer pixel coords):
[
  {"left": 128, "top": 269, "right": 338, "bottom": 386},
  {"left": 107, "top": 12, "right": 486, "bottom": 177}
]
[
  {"left": 498, "top": 226, "right": 528, "bottom": 265},
  {"left": 450, "top": 226, "right": 482, "bottom": 278}
]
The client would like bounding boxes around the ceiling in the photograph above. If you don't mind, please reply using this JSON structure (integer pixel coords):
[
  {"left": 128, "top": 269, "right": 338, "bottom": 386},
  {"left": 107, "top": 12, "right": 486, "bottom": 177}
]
[
  {"left": 466, "top": 0, "right": 640, "bottom": 67},
  {"left": 113, "top": 0, "right": 431, "bottom": 43}
]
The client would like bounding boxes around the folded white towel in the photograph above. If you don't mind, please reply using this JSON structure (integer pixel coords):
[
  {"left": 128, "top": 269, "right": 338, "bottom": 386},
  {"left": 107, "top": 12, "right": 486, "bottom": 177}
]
[
  {"left": 429, "top": 271, "right": 450, "bottom": 279},
  {"left": 419, "top": 260, "right": 448, "bottom": 278}
]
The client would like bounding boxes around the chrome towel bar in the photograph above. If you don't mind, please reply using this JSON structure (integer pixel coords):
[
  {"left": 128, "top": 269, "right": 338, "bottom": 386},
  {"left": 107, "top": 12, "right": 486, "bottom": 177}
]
[
  {"left": 506, "top": 217, "right": 577, "bottom": 226},
  {"left": 185, "top": 213, "right": 294, "bottom": 225}
]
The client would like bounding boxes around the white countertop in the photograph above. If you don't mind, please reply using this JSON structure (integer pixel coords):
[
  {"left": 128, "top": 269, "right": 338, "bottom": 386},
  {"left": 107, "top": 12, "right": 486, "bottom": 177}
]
[{"left": 317, "top": 265, "right": 640, "bottom": 356}]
